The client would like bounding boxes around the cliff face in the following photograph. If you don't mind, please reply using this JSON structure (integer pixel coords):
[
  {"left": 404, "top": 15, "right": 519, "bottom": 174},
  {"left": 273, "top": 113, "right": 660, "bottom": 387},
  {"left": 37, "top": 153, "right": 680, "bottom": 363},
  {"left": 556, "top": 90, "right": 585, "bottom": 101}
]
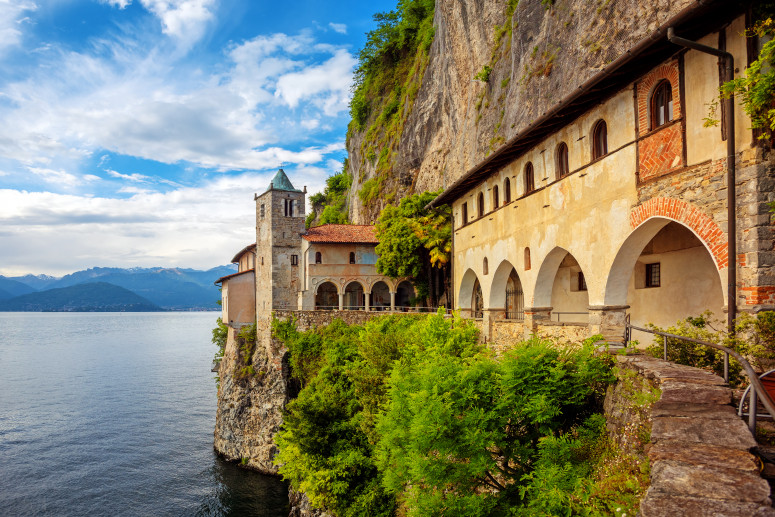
[
  {"left": 347, "top": 0, "right": 694, "bottom": 224},
  {"left": 214, "top": 322, "right": 292, "bottom": 474}
]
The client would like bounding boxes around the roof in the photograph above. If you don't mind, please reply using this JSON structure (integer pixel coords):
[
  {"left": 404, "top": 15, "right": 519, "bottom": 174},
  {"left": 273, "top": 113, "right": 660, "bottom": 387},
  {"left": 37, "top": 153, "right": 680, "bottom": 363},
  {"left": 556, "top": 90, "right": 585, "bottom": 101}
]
[
  {"left": 231, "top": 243, "right": 256, "bottom": 264},
  {"left": 214, "top": 269, "right": 255, "bottom": 285},
  {"left": 302, "top": 224, "right": 379, "bottom": 244},
  {"left": 267, "top": 169, "right": 301, "bottom": 192},
  {"left": 428, "top": 0, "right": 744, "bottom": 208}
]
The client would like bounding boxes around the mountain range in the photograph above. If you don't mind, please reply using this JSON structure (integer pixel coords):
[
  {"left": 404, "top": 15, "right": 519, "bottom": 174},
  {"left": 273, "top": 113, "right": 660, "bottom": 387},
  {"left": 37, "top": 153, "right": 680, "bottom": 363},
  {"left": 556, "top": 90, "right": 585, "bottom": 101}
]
[{"left": 0, "top": 265, "right": 236, "bottom": 311}]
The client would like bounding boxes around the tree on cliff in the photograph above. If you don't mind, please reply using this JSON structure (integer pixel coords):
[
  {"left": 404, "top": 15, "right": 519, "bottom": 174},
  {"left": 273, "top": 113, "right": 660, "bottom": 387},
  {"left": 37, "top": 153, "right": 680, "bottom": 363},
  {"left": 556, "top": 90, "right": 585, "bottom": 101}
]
[{"left": 374, "top": 190, "right": 451, "bottom": 307}]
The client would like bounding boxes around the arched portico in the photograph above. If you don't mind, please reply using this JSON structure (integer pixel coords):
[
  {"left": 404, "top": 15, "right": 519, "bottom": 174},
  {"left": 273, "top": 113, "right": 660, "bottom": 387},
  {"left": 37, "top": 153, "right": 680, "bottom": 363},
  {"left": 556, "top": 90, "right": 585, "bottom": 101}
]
[
  {"left": 395, "top": 281, "right": 415, "bottom": 309},
  {"left": 532, "top": 247, "right": 590, "bottom": 323},
  {"left": 315, "top": 281, "right": 339, "bottom": 310},
  {"left": 370, "top": 280, "right": 391, "bottom": 311},
  {"left": 344, "top": 281, "right": 365, "bottom": 310},
  {"left": 603, "top": 218, "right": 725, "bottom": 341},
  {"left": 489, "top": 260, "right": 524, "bottom": 320}
]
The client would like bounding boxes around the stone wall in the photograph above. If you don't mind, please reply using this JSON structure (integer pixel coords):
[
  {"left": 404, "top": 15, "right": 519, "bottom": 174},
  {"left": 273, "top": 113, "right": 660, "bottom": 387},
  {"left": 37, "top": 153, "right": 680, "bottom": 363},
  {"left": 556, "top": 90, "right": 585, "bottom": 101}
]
[
  {"left": 534, "top": 322, "right": 589, "bottom": 344},
  {"left": 605, "top": 353, "right": 775, "bottom": 516}
]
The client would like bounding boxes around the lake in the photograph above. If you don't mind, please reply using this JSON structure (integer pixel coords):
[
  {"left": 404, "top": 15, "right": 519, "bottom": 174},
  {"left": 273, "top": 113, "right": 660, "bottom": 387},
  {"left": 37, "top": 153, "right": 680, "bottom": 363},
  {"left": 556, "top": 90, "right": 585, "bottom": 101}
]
[{"left": 0, "top": 312, "right": 288, "bottom": 516}]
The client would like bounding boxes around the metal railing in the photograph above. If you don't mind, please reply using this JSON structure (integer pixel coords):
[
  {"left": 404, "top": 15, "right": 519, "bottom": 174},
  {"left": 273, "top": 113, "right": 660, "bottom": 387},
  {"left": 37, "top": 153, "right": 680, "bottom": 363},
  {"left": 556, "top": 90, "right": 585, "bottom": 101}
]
[{"left": 625, "top": 323, "right": 775, "bottom": 435}]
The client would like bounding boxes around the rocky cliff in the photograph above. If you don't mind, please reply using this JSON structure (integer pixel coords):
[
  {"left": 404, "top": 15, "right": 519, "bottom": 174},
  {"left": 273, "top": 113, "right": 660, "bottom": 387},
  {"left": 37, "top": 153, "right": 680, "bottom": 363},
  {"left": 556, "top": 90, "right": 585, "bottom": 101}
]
[{"left": 347, "top": 0, "right": 696, "bottom": 224}]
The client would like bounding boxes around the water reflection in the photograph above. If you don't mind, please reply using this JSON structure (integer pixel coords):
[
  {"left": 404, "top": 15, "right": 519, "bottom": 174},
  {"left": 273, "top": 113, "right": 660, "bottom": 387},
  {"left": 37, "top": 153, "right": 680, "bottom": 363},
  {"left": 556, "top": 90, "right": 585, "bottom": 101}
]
[{"left": 196, "top": 455, "right": 289, "bottom": 516}]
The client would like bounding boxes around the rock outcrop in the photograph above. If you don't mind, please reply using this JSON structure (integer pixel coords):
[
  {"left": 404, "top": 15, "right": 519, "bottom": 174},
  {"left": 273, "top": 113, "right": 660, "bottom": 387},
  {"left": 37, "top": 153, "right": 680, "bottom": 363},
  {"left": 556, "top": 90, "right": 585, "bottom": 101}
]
[{"left": 347, "top": 0, "right": 698, "bottom": 223}]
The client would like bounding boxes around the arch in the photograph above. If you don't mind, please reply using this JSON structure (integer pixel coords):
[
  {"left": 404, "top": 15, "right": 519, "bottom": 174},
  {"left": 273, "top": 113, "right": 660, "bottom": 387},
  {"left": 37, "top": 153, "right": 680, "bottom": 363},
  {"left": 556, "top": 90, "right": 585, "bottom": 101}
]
[
  {"left": 630, "top": 198, "right": 728, "bottom": 268},
  {"left": 488, "top": 260, "right": 523, "bottom": 310},
  {"left": 371, "top": 280, "right": 391, "bottom": 310},
  {"left": 591, "top": 119, "right": 608, "bottom": 160},
  {"left": 556, "top": 142, "right": 569, "bottom": 179},
  {"left": 524, "top": 162, "right": 535, "bottom": 193},
  {"left": 458, "top": 269, "right": 479, "bottom": 310},
  {"left": 478, "top": 192, "right": 485, "bottom": 218},
  {"left": 533, "top": 248, "right": 590, "bottom": 322},
  {"left": 604, "top": 216, "right": 727, "bottom": 307},
  {"left": 493, "top": 185, "right": 499, "bottom": 209},
  {"left": 504, "top": 178, "right": 511, "bottom": 203},
  {"left": 533, "top": 247, "right": 589, "bottom": 309},
  {"left": 650, "top": 79, "right": 673, "bottom": 129},
  {"left": 315, "top": 281, "right": 339, "bottom": 310},
  {"left": 344, "top": 280, "right": 365, "bottom": 309},
  {"left": 396, "top": 280, "right": 415, "bottom": 308}
]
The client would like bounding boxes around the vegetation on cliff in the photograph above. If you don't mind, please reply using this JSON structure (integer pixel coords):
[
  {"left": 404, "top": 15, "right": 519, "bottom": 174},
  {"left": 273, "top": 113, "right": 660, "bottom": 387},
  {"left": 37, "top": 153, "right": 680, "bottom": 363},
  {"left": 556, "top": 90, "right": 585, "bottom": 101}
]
[
  {"left": 273, "top": 312, "right": 648, "bottom": 516},
  {"left": 374, "top": 190, "right": 451, "bottom": 305},
  {"left": 305, "top": 163, "right": 351, "bottom": 229}
]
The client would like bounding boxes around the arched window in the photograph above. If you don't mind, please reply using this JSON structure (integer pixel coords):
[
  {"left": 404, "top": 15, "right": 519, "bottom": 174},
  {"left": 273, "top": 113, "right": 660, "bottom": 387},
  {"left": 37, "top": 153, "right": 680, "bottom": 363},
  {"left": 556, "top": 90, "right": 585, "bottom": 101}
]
[
  {"left": 315, "top": 251, "right": 322, "bottom": 264},
  {"left": 483, "top": 257, "right": 489, "bottom": 275},
  {"left": 651, "top": 80, "right": 673, "bottom": 129},
  {"left": 524, "top": 247, "right": 531, "bottom": 271},
  {"left": 461, "top": 202, "right": 468, "bottom": 226},
  {"left": 524, "top": 162, "right": 535, "bottom": 194},
  {"left": 492, "top": 185, "right": 499, "bottom": 209},
  {"left": 556, "top": 142, "right": 569, "bottom": 179},
  {"left": 592, "top": 120, "right": 608, "bottom": 160},
  {"left": 504, "top": 178, "right": 511, "bottom": 204},
  {"left": 478, "top": 192, "right": 485, "bottom": 218},
  {"left": 349, "top": 252, "right": 356, "bottom": 264}
]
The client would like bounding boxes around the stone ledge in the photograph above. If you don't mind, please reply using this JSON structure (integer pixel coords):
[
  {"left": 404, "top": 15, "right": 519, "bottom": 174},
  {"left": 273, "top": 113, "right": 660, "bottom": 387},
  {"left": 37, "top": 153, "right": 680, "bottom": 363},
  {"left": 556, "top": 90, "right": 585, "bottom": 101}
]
[{"left": 611, "top": 354, "right": 774, "bottom": 515}]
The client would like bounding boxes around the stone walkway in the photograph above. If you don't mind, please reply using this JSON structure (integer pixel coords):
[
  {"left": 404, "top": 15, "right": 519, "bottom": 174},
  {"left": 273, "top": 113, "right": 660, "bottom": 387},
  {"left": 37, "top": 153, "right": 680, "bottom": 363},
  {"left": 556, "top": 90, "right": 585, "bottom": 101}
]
[{"left": 616, "top": 355, "right": 775, "bottom": 517}]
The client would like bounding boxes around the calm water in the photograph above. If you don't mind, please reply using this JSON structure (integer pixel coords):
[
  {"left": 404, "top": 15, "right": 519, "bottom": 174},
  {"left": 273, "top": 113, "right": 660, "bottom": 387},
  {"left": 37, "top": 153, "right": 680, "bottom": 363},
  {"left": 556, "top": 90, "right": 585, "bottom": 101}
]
[{"left": 0, "top": 312, "right": 288, "bottom": 516}]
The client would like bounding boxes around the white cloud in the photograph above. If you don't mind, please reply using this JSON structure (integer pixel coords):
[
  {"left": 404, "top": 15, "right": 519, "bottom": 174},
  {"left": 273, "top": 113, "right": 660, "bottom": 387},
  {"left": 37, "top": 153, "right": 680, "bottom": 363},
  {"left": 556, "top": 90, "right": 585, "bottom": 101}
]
[
  {"left": 0, "top": 168, "right": 327, "bottom": 275},
  {"left": 102, "top": 0, "right": 132, "bottom": 8},
  {"left": 139, "top": 0, "right": 216, "bottom": 45},
  {"left": 0, "top": 0, "right": 36, "bottom": 55},
  {"left": 275, "top": 49, "right": 356, "bottom": 114},
  {"left": 106, "top": 169, "right": 151, "bottom": 182},
  {"left": 328, "top": 22, "right": 347, "bottom": 34},
  {"left": 0, "top": 30, "right": 355, "bottom": 174},
  {"left": 28, "top": 167, "right": 82, "bottom": 187}
]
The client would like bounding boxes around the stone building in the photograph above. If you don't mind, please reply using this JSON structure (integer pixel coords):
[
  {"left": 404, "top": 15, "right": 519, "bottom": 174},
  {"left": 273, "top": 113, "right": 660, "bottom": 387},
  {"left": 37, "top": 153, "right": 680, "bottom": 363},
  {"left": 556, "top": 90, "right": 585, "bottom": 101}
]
[
  {"left": 215, "top": 243, "right": 255, "bottom": 327},
  {"left": 429, "top": 3, "right": 774, "bottom": 344},
  {"left": 219, "top": 169, "right": 412, "bottom": 326}
]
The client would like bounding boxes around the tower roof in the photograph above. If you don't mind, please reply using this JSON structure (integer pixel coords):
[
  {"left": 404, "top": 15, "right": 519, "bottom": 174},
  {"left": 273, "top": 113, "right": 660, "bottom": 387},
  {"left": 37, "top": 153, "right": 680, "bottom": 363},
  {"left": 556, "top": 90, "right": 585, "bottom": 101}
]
[{"left": 267, "top": 169, "right": 301, "bottom": 192}]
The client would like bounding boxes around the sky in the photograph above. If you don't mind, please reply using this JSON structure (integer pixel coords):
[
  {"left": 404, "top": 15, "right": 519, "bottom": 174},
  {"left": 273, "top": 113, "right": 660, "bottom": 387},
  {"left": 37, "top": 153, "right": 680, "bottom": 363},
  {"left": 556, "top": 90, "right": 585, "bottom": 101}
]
[{"left": 0, "top": 0, "right": 395, "bottom": 277}]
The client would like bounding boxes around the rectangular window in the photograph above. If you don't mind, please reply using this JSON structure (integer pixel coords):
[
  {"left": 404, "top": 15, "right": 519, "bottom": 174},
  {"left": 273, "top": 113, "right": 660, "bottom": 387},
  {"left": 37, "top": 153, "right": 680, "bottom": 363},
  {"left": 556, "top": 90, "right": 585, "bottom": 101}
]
[
  {"left": 291, "top": 255, "right": 298, "bottom": 266},
  {"left": 260, "top": 204, "right": 265, "bottom": 218},
  {"left": 284, "top": 199, "right": 293, "bottom": 217},
  {"left": 578, "top": 272, "right": 587, "bottom": 292},
  {"left": 645, "top": 263, "right": 661, "bottom": 288}
]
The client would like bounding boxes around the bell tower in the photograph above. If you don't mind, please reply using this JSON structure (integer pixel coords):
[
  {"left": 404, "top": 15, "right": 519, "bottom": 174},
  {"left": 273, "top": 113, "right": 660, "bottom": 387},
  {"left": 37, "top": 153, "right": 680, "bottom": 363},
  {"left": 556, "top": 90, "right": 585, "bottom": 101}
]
[{"left": 254, "top": 169, "right": 306, "bottom": 319}]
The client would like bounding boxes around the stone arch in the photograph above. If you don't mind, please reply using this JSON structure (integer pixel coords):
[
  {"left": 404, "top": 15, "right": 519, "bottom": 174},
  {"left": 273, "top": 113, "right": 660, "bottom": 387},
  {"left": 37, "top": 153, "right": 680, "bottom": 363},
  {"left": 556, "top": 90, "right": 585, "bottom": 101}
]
[
  {"left": 604, "top": 213, "right": 727, "bottom": 307},
  {"left": 315, "top": 281, "right": 339, "bottom": 310},
  {"left": 344, "top": 280, "right": 366, "bottom": 309},
  {"left": 532, "top": 247, "right": 573, "bottom": 308},
  {"left": 370, "top": 280, "right": 391, "bottom": 309},
  {"left": 489, "top": 260, "right": 520, "bottom": 309},
  {"left": 314, "top": 279, "right": 341, "bottom": 295},
  {"left": 459, "top": 269, "right": 479, "bottom": 310}
]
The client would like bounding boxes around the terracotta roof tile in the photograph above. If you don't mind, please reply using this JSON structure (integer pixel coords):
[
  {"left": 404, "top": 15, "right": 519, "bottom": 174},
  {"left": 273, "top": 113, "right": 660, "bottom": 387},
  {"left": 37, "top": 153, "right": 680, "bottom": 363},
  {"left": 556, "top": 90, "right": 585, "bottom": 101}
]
[
  {"left": 302, "top": 224, "right": 378, "bottom": 244},
  {"left": 231, "top": 243, "right": 256, "bottom": 264}
]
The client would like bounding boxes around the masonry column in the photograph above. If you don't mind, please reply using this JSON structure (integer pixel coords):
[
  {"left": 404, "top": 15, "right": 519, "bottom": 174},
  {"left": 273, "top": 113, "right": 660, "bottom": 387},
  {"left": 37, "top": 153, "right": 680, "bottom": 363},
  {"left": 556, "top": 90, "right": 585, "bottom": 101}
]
[
  {"left": 390, "top": 291, "right": 396, "bottom": 311},
  {"left": 364, "top": 292, "right": 370, "bottom": 312},
  {"left": 587, "top": 305, "right": 629, "bottom": 344},
  {"left": 523, "top": 306, "right": 552, "bottom": 340},
  {"left": 338, "top": 292, "right": 344, "bottom": 311}
]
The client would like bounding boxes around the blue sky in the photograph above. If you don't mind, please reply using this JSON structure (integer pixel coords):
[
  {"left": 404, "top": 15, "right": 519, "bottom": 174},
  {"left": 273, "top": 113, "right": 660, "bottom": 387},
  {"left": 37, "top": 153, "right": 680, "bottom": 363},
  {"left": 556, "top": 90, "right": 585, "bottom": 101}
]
[{"left": 0, "top": 0, "right": 395, "bottom": 276}]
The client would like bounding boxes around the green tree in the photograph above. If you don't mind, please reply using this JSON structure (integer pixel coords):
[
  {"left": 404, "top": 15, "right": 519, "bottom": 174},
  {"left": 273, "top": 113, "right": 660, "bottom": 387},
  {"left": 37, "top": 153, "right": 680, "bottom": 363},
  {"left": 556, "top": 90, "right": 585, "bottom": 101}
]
[
  {"left": 719, "top": 18, "right": 775, "bottom": 141},
  {"left": 306, "top": 163, "right": 352, "bottom": 228},
  {"left": 374, "top": 191, "right": 451, "bottom": 306},
  {"left": 375, "top": 338, "right": 615, "bottom": 516}
]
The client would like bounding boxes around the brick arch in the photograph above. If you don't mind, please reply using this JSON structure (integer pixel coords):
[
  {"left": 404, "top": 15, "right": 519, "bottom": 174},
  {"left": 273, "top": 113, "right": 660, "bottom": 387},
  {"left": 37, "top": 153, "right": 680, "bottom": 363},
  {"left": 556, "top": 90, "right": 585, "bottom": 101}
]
[{"left": 629, "top": 197, "right": 728, "bottom": 269}]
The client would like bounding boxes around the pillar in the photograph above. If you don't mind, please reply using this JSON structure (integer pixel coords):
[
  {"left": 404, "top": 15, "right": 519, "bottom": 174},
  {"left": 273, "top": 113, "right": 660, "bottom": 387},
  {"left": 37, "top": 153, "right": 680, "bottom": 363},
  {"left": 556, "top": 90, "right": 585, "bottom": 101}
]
[
  {"left": 338, "top": 293, "right": 344, "bottom": 311},
  {"left": 390, "top": 291, "right": 396, "bottom": 311},
  {"left": 587, "top": 305, "right": 629, "bottom": 345},
  {"left": 365, "top": 292, "right": 371, "bottom": 312},
  {"left": 523, "top": 306, "right": 553, "bottom": 340}
]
